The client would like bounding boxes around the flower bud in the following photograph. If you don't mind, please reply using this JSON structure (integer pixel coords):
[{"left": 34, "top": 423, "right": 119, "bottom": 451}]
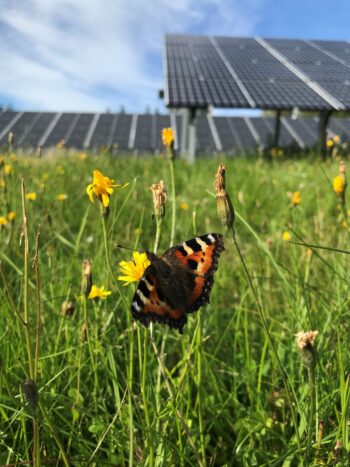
[
  {"left": 61, "top": 300, "right": 75, "bottom": 317},
  {"left": 22, "top": 379, "right": 39, "bottom": 413},
  {"left": 81, "top": 259, "right": 92, "bottom": 297},
  {"left": 214, "top": 164, "right": 235, "bottom": 230},
  {"left": 150, "top": 180, "right": 167, "bottom": 221},
  {"left": 295, "top": 330, "right": 318, "bottom": 368}
]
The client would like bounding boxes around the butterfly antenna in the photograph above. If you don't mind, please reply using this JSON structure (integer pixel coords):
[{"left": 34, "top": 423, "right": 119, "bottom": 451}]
[{"left": 115, "top": 244, "right": 145, "bottom": 253}]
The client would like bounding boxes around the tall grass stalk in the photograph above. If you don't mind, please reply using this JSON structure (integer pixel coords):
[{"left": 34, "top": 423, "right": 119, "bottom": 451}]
[
  {"left": 229, "top": 227, "right": 302, "bottom": 455},
  {"left": 168, "top": 158, "right": 176, "bottom": 246}
]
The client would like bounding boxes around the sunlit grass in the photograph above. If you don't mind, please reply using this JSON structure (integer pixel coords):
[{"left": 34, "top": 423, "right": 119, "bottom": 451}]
[{"left": 0, "top": 152, "right": 349, "bottom": 466}]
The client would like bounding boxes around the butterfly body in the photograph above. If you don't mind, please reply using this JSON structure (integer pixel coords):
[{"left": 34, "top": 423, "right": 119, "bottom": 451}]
[{"left": 131, "top": 233, "right": 224, "bottom": 333}]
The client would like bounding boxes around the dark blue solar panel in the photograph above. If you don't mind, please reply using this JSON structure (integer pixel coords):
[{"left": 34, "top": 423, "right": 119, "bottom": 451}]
[
  {"left": 0, "top": 111, "right": 19, "bottom": 141},
  {"left": 90, "top": 114, "right": 116, "bottom": 148},
  {"left": 329, "top": 118, "right": 350, "bottom": 140},
  {"left": 8, "top": 112, "right": 38, "bottom": 145},
  {"left": 20, "top": 113, "right": 56, "bottom": 147},
  {"left": 155, "top": 114, "right": 171, "bottom": 149},
  {"left": 196, "top": 115, "right": 216, "bottom": 152},
  {"left": 65, "top": 113, "right": 94, "bottom": 148},
  {"left": 134, "top": 114, "right": 153, "bottom": 151},
  {"left": 110, "top": 114, "right": 132, "bottom": 150},
  {"left": 213, "top": 117, "right": 242, "bottom": 152},
  {"left": 283, "top": 118, "right": 317, "bottom": 147},
  {"left": 45, "top": 113, "right": 79, "bottom": 147}
]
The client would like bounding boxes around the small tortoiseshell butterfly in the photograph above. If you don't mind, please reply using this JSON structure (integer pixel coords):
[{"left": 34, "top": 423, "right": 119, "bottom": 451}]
[{"left": 131, "top": 233, "right": 224, "bottom": 333}]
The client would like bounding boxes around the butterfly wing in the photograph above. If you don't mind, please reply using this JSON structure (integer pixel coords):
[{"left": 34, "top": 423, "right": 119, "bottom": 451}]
[
  {"left": 131, "top": 268, "right": 187, "bottom": 332},
  {"left": 164, "top": 233, "right": 224, "bottom": 313}
]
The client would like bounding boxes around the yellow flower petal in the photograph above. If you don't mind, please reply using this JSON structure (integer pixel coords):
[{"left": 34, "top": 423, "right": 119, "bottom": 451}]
[
  {"left": 88, "top": 285, "right": 112, "bottom": 300},
  {"left": 118, "top": 251, "right": 151, "bottom": 286}
]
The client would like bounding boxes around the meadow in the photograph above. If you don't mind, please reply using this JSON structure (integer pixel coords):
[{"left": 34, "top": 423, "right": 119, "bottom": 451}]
[{"left": 0, "top": 148, "right": 349, "bottom": 466}]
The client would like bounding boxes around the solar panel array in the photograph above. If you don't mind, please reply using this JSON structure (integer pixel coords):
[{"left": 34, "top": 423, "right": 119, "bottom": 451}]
[
  {"left": 164, "top": 35, "right": 350, "bottom": 110},
  {"left": 1, "top": 110, "right": 350, "bottom": 154}
]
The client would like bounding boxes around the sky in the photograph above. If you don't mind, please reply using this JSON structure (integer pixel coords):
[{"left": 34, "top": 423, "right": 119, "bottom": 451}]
[{"left": 1, "top": 0, "right": 350, "bottom": 114}]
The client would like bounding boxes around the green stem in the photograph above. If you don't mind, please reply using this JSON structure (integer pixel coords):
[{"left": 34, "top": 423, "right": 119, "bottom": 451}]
[
  {"left": 306, "top": 363, "right": 316, "bottom": 462},
  {"left": 196, "top": 310, "right": 206, "bottom": 466},
  {"left": 100, "top": 207, "right": 133, "bottom": 464},
  {"left": 150, "top": 334, "right": 204, "bottom": 467},
  {"left": 229, "top": 227, "right": 302, "bottom": 453},
  {"left": 168, "top": 158, "right": 176, "bottom": 246},
  {"left": 128, "top": 323, "right": 134, "bottom": 467},
  {"left": 21, "top": 179, "right": 34, "bottom": 380},
  {"left": 100, "top": 210, "right": 129, "bottom": 312},
  {"left": 142, "top": 330, "right": 154, "bottom": 466},
  {"left": 39, "top": 400, "right": 70, "bottom": 466}
]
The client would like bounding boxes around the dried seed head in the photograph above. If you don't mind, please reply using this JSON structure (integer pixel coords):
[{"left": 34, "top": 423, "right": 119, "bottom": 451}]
[
  {"left": 295, "top": 330, "right": 319, "bottom": 368},
  {"left": 61, "top": 300, "right": 75, "bottom": 317},
  {"left": 150, "top": 180, "right": 167, "bottom": 220},
  {"left": 339, "top": 160, "right": 346, "bottom": 175},
  {"left": 22, "top": 379, "right": 39, "bottom": 413},
  {"left": 81, "top": 259, "right": 92, "bottom": 297},
  {"left": 214, "top": 164, "right": 235, "bottom": 230},
  {"left": 7, "top": 131, "right": 14, "bottom": 145}
]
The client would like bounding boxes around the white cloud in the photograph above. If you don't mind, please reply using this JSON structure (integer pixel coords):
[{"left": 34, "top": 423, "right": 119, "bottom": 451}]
[{"left": 0, "top": 0, "right": 264, "bottom": 112}]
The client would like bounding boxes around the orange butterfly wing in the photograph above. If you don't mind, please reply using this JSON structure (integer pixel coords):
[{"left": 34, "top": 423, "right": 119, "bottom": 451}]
[{"left": 131, "top": 233, "right": 224, "bottom": 332}]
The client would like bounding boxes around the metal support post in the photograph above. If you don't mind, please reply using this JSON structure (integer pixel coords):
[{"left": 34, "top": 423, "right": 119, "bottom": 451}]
[
  {"left": 273, "top": 110, "right": 281, "bottom": 147},
  {"left": 187, "top": 108, "right": 197, "bottom": 163}
]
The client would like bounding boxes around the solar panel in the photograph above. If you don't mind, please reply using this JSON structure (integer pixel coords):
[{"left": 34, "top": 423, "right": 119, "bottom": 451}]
[
  {"left": 329, "top": 117, "right": 350, "bottom": 139},
  {"left": 20, "top": 113, "right": 56, "bottom": 147},
  {"left": 89, "top": 114, "right": 116, "bottom": 148},
  {"left": 134, "top": 114, "right": 153, "bottom": 151},
  {"left": 110, "top": 114, "right": 132, "bottom": 150},
  {"left": 164, "top": 35, "right": 350, "bottom": 111},
  {"left": 195, "top": 115, "right": 216, "bottom": 152},
  {"left": 6, "top": 112, "right": 39, "bottom": 146},
  {"left": 283, "top": 118, "right": 317, "bottom": 147},
  {"left": 44, "top": 113, "right": 79, "bottom": 147},
  {"left": 155, "top": 114, "right": 171, "bottom": 150},
  {"left": 213, "top": 117, "right": 241, "bottom": 152},
  {"left": 0, "top": 111, "right": 20, "bottom": 142},
  {"left": 65, "top": 113, "right": 94, "bottom": 148}
]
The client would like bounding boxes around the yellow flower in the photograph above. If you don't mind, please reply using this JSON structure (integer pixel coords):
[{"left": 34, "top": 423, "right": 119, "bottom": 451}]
[
  {"left": 342, "top": 221, "right": 348, "bottom": 229},
  {"left": 118, "top": 251, "right": 151, "bottom": 286},
  {"left": 291, "top": 191, "right": 301, "bottom": 206},
  {"left": 88, "top": 285, "right": 112, "bottom": 300},
  {"left": 25, "top": 192, "right": 37, "bottom": 201},
  {"left": 79, "top": 152, "right": 87, "bottom": 161},
  {"left": 326, "top": 139, "right": 334, "bottom": 148},
  {"left": 56, "top": 139, "right": 65, "bottom": 149},
  {"left": 333, "top": 175, "right": 345, "bottom": 195},
  {"left": 0, "top": 178, "right": 5, "bottom": 188},
  {"left": 162, "top": 127, "right": 174, "bottom": 147},
  {"left": 8, "top": 211, "right": 15, "bottom": 222},
  {"left": 86, "top": 169, "right": 128, "bottom": 208},
  {"left": 4, "top": 164, "right": 12, "bottom": 175},
  {"left": 282, "top": 231, "right": 291, "bottom": 242},
  {"left": 333, "top": 135, "right": 340, "bottom": 144},
  {"left": 56, "top": 193, "right": 68, "bottom": 201},
  {"left": 179, "top": 202, "right": 189, "bottom": 210},
  {"left": 0, "top": 216, "right": 7, "bottom": 225}
]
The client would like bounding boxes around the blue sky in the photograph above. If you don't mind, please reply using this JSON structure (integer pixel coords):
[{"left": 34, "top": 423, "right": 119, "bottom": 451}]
[{"left": 0, "top": 0, "right": 349, "bottom": 114}]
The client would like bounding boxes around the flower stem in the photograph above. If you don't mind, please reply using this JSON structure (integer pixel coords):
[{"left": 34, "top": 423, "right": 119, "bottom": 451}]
[
  {"left": 306, "top": 362, "right": 316, "bottom": 462},
  {"left": 168, "top": 158, "right": 176, "bottom": 246},
  {"left": 99, "top": 208, "right": 134, "bottom": 464},
  {"left": 229, "top": 227, "right": 302, "bottom": 453},
  {"left": 21, "top": 179, "right": 34, "bottom": 380}
]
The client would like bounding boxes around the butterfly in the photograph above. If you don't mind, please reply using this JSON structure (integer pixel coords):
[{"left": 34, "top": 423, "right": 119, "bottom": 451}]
[{"left": 131, "top": 233, "right": 224, "bottom": 333}]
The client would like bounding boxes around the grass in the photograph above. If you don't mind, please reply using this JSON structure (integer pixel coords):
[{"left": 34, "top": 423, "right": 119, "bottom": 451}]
[{"left": 0, "top": 150, "right": 350, "bottom": 466}]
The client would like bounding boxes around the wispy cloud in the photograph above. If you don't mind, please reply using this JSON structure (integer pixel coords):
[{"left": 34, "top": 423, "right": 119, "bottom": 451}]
[{"left": 0, "top": 0, "right": 264, "bottom": 112}]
